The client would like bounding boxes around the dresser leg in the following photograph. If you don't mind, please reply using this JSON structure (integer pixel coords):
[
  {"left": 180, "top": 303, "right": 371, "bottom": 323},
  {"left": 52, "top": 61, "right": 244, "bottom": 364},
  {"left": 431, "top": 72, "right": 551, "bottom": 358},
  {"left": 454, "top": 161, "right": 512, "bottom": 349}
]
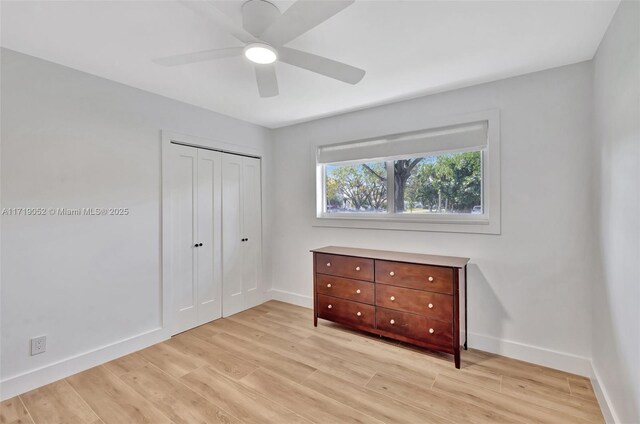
[
  {"left": 454, "top": 349, "right": 461, "bottom": 369},
  {"left": 314, "top": 315, "right": 317, "bottom": 327}
]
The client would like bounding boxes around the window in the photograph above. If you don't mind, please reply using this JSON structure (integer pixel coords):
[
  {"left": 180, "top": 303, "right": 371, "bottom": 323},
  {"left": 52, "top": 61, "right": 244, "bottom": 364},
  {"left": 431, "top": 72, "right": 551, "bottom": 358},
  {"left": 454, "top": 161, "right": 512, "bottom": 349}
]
[
  {"left": 315, "top": 112, "right": 500, "bottom": 234},
  {"left": 395, "top": 151, "right": 482, "bottom": 215},
  {"left": 325, "top": 161, "right": 387, "bottom": 213},
  {"left": 323, "top": 150, "right": 483, "bottom": 216}
]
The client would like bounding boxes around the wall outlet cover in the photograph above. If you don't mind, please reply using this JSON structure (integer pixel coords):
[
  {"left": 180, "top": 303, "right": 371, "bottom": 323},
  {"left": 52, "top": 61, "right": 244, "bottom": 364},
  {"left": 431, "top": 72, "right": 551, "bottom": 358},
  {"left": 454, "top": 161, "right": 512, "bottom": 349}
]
[{"left": 31, "top": 335, "right": 46, "bottom": 355}]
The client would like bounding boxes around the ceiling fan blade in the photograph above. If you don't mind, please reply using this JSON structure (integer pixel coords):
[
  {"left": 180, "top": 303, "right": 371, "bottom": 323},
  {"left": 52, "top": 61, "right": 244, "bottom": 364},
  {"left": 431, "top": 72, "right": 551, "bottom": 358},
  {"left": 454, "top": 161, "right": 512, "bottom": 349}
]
[
  {"left": 279, "top": 47, "right": 365, "bottom": 84},
  {"left": 154, "top": 47, "right": 244, "bottom": 66},
  {"left": 260, "top": 0, "right": 354, "bottom": 46},
  {"left": 179, "top": 1, "right": 256, "bottom": 44},
  {"left": 255, "top": 64, "right": 279, "bottom": 97}
]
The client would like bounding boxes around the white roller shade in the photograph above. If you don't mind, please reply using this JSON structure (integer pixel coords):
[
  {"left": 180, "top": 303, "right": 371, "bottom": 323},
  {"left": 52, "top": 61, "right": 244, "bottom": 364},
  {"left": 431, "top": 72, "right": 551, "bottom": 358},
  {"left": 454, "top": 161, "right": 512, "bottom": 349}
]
[{"left": 317, "top": 121, "right": 488, "bottom": 164}]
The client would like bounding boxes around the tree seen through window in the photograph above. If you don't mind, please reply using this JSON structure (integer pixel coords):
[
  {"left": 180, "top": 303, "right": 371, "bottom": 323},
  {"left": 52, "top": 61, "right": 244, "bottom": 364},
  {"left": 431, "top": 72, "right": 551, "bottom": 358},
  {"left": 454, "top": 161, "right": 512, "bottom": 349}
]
[{"left": 325, "top": 151, "right": 482, "bottom": 214}]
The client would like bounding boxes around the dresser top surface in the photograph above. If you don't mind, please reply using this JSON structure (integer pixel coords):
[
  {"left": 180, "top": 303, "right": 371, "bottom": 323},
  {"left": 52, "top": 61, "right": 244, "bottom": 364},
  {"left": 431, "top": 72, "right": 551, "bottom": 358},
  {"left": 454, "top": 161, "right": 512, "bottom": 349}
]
[{"left": 311, "top": 246, "right": 469, "bottom": 268}]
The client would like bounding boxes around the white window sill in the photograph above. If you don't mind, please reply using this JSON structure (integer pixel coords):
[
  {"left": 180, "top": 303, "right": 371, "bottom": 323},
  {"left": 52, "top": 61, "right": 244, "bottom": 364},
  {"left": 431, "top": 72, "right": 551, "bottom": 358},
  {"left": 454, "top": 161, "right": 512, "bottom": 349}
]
[{"left": 313, "top": 214, "right": 500, "bottom": 234}]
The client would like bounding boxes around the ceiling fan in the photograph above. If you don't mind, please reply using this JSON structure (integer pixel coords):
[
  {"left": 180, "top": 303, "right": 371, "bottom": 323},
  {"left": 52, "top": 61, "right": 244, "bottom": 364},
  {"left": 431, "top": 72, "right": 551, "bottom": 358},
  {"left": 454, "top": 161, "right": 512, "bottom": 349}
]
[{"left": 155, "top": 0, "right": 365, "bottom": 97}]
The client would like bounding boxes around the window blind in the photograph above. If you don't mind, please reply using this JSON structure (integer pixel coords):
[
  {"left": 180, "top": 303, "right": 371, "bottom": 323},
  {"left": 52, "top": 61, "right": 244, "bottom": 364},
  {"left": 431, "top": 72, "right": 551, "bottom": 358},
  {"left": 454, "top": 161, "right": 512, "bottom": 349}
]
[{"left": 317, "top": 121, "right": 488, "bottom": 164}]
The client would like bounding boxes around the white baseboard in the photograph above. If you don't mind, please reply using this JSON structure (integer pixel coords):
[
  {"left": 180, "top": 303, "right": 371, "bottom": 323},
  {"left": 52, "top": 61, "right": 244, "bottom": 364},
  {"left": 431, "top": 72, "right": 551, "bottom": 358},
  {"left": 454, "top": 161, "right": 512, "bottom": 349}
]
[
  {"left": 267, "top": 292, "right": 595, "bottom": 378},
  {"left": 591, "top": 364, "right": 619, "bottom": 424},
  {"left": 0, "top": 327, "right": 168, "bottom": 400},
  {"left": 267, "top": 288, "right": 313, "bottom": 308},
  {"left": 468, "top": 331, "right": 593, "bottom": 377}
]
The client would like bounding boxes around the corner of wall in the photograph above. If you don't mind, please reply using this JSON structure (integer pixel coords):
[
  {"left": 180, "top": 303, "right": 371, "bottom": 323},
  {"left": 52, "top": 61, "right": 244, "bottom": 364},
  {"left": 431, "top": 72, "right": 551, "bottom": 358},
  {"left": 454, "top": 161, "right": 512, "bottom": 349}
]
[{"left": 590, "top": 362, "right": 619, "bottom": 424}]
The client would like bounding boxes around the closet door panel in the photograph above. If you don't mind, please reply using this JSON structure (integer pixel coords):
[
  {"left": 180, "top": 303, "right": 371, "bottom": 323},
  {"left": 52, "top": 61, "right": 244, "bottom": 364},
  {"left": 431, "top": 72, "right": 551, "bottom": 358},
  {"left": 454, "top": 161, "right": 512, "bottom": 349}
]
[
  {"left": 196, "top": 149, "right": 222, "bottom": 323},
  {"left": 222, "top": 154, "right": 244, "bottom": 317},
  {"left": 169, "top": 144, "right": 198, "bottom": 333},
  {"left": 242, "top": 156, "right": 262, "bottom": 309}
]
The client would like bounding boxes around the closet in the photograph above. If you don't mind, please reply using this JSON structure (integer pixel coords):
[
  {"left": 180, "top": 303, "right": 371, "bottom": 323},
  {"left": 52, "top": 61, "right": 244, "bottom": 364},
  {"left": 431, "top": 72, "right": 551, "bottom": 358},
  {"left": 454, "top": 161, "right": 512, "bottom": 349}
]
[{"left": 168, "top": 143, "right": 262, "bottom": 335}]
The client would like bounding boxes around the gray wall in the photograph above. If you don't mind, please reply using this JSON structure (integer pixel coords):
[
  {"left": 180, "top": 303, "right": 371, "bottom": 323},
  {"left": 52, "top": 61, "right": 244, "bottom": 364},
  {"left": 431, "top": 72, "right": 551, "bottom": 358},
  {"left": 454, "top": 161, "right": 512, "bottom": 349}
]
[
  {"left": 270, "top": 62, "right": 596, "bottom": 374},
  {"left": 592, "top": 1, "right": 640, "bottom": 423},
  {"left": 0, "top": 49, "right": 273, "bottom": 396}
]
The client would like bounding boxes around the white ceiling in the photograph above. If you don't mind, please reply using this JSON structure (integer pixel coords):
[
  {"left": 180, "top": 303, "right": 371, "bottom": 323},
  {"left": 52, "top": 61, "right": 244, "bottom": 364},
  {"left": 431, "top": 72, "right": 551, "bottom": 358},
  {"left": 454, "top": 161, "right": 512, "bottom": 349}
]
[{"left": 1, "top": 0, "right": 619, "bottom": 128}]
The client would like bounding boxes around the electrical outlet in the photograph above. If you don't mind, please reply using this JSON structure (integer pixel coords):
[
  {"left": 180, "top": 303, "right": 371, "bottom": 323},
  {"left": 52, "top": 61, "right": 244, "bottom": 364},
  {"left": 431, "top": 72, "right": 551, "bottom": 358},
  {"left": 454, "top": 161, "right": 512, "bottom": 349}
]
[{"left": 31, "top": 335, "right": 46, "bottom": 355}]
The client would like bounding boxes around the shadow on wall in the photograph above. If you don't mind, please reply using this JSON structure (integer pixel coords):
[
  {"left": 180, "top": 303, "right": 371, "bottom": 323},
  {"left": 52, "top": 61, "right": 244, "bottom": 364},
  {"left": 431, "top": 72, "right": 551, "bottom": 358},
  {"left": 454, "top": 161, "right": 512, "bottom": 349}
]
[
  {"left": 467, "top": 264, "right": 509, "bottom": 349},
  {"left": 594, "top": 257, "right": 639, "bottom": 422}
]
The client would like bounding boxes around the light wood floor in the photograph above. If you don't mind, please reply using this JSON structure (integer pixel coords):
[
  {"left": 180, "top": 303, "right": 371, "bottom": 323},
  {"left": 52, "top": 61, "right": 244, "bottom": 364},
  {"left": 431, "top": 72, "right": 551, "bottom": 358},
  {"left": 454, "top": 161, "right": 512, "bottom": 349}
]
[{"left": 2, "top": 300, "right": 604, "bottom": 424}]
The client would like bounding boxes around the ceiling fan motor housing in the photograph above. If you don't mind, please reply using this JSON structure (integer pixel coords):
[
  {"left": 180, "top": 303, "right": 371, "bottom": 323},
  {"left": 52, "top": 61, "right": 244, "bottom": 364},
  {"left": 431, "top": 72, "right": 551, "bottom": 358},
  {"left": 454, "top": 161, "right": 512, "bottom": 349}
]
[{"left": 242, "top": 0, "right": 280, "bottom": 37}]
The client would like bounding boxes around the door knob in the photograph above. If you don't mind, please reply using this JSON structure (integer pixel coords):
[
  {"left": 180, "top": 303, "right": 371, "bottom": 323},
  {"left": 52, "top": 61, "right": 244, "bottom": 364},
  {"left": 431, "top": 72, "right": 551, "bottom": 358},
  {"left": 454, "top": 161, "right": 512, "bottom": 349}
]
[
  {"left": 194, "top": 243, "right": 203, "bottom": 247},
  {"left": 198, "top": 243, "right": 203, "bottom": 247}
]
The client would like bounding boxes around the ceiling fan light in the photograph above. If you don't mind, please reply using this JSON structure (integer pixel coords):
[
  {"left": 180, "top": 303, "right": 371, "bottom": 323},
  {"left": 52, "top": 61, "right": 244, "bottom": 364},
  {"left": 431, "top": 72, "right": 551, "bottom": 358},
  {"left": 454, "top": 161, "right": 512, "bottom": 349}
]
[{"left": 244, "top": 43, "right": 278, "bottom": 64}]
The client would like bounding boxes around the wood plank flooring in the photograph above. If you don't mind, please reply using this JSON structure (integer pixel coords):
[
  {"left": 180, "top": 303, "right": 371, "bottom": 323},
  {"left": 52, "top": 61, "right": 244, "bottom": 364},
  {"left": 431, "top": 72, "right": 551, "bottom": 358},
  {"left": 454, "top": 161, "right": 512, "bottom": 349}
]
[{"left": 1, "top": 301, "right": 604, "bottom": 424}]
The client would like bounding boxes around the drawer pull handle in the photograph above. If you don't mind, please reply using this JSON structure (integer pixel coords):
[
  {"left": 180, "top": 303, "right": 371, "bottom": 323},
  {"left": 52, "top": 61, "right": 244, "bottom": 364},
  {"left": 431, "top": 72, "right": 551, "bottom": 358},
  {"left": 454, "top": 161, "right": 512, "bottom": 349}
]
[
  {"left": 428, "top": 276, "right": 434, "bottom": 282},
  {"left": 327, "top": 283, "right": 332, "bottom": 288},
  {"left": 390, "top": 319, "right": 395, "bottom": 325},
  {"left": 356, "top": 289, "right": 361, "bottom": 294},
  {"left": 428, "top": 328, "right": 435, "bottom": 334},
  {"left": 389, "top": 271, "right": 395, "bottom": 276},
  {"left": 326, "top": 262, "right": 331, "bottom": 267},
  {"left": 355, "top": 266, "right": 361, "bottom": 271},
  {"left": 390, "top": 296, "right": 396, "bottom": 301},
  {"left": 356, "top": 311, "right": 362, "bottom": 317},
  {"left": 327, "top": 304, "right": 332, "bottom": 309},
  {"left": 428, "top": 303, "right": 434, "bottom": 309}
]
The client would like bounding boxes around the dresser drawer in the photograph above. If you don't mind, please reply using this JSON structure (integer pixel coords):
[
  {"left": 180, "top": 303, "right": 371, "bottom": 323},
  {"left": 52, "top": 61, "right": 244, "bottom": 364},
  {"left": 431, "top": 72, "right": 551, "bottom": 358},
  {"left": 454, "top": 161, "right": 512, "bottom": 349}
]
[
  {"left": 316, "top": 274, "right": 374, "bottom": 304},
  {"left": 376, "top": 284, "right": 453, "bottom": 321},
  {"left": 375, "top": 260, "right": 453, "bottom": 294},
  {"left": 376, "top": 307, "right": 453, "bottom": 349},
  {"left": 317, "top": 294, "right": 375, "bottom": 329},
  {"left": 316, "top": 253, "right": 374, "bottom": 281}
]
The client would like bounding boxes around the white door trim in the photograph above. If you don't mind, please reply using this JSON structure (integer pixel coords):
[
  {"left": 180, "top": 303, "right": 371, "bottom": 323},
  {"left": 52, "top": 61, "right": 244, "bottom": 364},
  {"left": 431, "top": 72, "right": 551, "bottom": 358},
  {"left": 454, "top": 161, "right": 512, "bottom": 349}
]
[{"left": 161, "top": 130, "right": 265, "bottom": 336}]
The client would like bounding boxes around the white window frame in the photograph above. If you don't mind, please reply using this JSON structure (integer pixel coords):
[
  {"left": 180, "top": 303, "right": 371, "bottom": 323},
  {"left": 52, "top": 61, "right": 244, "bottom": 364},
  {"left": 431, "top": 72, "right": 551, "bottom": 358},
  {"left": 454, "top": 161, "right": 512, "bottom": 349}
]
[{"left": 314, "top": 110, "right": 500, "bottom": 234}]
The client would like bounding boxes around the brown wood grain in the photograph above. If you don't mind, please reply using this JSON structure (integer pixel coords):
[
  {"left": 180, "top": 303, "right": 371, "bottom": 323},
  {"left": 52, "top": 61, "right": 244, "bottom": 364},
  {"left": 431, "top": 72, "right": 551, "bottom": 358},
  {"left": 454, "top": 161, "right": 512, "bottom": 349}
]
[
  {"left": 315, "top": 253, "right": 374, "bottom": 281},
  {"left": 375, "top": 260, "right": 454, "bottom": 294},
  {"left": 311, "top": 246, "right": 469, "bottom": 268},
  {"left": 9, "top": 301, "right": 604, "bottom": 424},
  {"left": 20, "top": 380, "right": 98, "bottom": 424},
  {"left": 376, "top": 283, "right": 453, "bottom": 320},
  {"left": 317, "top": 294, "right": 375, "bottom": 329},
  {"left": 66, "top": 366, "right": 172, "bottom": 424},
  {"left": 317, "top": 274, "right": 375, "bottom": 304},
  {"left": 376, "top": 307, "right": 453, "bottom": 349}
]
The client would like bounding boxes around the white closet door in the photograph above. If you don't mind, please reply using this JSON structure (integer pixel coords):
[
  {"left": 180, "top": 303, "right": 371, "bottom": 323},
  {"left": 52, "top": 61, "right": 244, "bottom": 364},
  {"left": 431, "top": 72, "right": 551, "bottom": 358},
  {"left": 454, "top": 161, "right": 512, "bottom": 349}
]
[
  {"left": 169, "top": 144, "right": 222, "bottom": 335},
  {"left": 196, "top": 149, "right": 222, "bottom": 324},
  {"left": 241, "top": 156, "right": 262, "bottom": 310},
  {"left": 222, "top": 153, "right": 245, "bottom": 316},
  {"left": 169, "top": 144, "right": 198, "bottom": 333}
]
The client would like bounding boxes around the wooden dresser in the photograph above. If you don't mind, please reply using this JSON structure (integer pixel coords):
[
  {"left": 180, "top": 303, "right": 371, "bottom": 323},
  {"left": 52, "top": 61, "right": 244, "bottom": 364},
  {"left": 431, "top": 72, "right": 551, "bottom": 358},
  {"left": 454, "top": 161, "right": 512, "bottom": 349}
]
[{"left": 311, "top": 246, "right": 469, "bottom": 368}]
